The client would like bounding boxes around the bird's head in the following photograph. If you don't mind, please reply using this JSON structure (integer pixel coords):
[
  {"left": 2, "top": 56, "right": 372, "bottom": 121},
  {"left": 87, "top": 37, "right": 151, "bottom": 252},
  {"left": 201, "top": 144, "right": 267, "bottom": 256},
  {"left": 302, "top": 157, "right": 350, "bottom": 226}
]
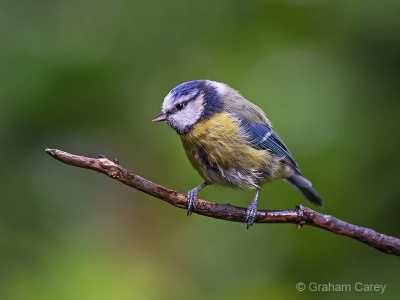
[{"left": 153, "top": 80, "right": 225, "bottom": 135}]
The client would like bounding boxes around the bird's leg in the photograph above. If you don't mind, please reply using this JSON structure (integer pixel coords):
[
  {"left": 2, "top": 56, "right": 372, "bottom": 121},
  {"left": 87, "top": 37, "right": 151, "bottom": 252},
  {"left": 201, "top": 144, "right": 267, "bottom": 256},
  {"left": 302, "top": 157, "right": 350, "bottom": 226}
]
[
  {"left": 246, "top": 188, "right": 260, "bottom": 228},
  {"left": 187, "top": 182, "right": 209, "bottom": 216}
]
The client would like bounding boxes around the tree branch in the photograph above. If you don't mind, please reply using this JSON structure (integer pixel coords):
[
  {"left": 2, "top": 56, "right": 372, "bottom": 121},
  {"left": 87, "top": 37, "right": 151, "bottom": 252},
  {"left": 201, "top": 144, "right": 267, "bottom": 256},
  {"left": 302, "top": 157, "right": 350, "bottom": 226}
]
[{"left": 45, "top": 148, "right": 400, "bottom": 256}]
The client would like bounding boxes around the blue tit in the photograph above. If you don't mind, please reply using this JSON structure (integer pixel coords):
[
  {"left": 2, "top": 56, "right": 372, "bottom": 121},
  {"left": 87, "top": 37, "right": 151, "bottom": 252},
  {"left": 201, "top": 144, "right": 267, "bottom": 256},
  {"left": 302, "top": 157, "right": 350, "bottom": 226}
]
[{"left": 153, "top": 80, "right": 323, "bottom": 227}]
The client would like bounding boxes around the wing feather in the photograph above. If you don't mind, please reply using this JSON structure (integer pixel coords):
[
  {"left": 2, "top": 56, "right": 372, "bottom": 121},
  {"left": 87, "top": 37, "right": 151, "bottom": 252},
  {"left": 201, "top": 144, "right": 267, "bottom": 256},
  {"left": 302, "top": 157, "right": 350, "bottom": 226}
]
[{"left": 238, "top": 118, "right": 298, "bottom": 167}]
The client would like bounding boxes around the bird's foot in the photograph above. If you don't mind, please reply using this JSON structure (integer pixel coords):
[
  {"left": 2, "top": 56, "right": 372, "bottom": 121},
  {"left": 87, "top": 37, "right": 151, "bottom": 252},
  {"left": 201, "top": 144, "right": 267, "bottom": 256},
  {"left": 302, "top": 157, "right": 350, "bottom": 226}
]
[
  {"left": 186, "top": 182, "right": 208, "bottom": 216},
  {"left": 245, "top": 190, "right": 260, "bottom": 228},
  {"left": 187, "top": 188, "right": 199, "bottom": 216}
]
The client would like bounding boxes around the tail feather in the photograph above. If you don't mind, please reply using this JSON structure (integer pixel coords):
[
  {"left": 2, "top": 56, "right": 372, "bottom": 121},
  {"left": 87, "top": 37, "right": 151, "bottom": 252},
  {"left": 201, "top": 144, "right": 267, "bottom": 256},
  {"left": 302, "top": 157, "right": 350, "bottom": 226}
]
[{"left": 284, "top": 174, "right": 323, "bottom": 206}]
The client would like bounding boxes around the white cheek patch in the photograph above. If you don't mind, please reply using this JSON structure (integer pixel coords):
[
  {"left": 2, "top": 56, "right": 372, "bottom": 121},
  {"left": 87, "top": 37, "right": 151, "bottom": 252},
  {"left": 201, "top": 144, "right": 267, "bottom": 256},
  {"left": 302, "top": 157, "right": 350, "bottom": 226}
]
[
  {"left": 194, "top": 97, "right": 205, "bottom": 111},
  {"left": 171, "top": 98, "right": 204, "bottom": 128}
]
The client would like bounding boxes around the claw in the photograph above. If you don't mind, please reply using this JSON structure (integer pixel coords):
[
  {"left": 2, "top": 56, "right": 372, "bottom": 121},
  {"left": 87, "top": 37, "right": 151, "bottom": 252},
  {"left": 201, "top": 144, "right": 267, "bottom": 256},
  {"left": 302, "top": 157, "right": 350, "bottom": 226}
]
[
  {"left": 187, "top": 188, "right": 198, "bottom": 216},
  {"left": 245, "top": 188, "right": 260, "bottom": 228},
  {"left": 186, "top": 182, "right": 208, "bottom": 216},
  {"left": 245, "top": 205, "right": 257, "bottom": 228}
]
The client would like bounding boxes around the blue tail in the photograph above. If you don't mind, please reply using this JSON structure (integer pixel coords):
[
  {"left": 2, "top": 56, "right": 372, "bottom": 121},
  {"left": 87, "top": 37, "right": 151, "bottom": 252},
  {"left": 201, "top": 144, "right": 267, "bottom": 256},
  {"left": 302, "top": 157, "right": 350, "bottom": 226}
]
[{"left": 284, "top": 174, "right": 323, "bottom": 206}]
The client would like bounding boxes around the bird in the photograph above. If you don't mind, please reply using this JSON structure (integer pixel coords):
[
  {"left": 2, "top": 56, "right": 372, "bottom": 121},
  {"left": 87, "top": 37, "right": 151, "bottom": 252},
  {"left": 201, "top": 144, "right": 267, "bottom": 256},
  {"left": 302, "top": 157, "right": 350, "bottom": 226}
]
[{"left": 153, "top": 80, "right": 323, "bottom": 228}]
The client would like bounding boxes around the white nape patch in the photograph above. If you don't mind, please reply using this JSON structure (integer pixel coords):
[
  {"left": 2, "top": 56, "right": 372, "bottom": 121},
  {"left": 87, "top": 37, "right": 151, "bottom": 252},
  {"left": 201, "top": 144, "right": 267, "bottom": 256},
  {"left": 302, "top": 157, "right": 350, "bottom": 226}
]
[
  {"left": 209, "top": 81, "right": 230, "bottom": 96},
  {"left": 162, "top": 90, "right": 198, "bottom": 113}
]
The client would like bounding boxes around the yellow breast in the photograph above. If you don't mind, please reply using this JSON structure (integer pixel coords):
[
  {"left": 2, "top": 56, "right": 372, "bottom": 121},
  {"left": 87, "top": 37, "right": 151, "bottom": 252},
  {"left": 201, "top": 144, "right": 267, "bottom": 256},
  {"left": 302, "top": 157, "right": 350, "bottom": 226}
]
[{"left": 180, "top": 113, "right": 277, "bottom": 186}]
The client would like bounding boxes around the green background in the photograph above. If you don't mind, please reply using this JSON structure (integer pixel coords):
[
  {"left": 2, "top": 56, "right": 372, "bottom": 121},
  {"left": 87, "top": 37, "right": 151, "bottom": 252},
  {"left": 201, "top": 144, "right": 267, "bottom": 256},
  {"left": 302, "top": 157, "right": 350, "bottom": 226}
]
[{"left": 1, "top": 0, "right": 399, "bottom": 299}]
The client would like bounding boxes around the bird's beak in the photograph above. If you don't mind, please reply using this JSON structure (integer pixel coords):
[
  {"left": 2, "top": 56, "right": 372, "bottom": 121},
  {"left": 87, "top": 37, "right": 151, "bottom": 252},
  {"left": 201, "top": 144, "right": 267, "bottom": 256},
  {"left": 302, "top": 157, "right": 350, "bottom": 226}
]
[{"left": 152, "top": 112, "right": 167, "bottom": 122}]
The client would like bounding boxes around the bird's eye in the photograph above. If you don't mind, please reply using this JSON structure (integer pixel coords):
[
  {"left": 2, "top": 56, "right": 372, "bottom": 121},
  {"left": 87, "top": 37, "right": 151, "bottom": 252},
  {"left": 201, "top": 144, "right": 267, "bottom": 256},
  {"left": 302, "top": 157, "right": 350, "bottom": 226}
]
[{"left": 175, "top": 103, "right": 185, "bottom": 111}]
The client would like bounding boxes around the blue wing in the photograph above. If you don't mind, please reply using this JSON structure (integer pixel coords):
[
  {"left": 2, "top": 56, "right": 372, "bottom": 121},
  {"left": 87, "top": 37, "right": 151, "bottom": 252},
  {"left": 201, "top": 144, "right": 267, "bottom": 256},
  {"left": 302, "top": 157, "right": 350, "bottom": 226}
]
[{"left": 239, "top": 120, "right": 298, "bottom": 167}]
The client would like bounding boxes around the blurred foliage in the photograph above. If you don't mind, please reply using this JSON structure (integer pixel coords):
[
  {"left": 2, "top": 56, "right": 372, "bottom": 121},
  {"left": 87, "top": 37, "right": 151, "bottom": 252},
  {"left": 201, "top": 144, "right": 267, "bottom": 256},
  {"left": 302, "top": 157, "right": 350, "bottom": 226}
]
[{"left": 1, "top": 0, "right": 400, "bottom": 299}]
